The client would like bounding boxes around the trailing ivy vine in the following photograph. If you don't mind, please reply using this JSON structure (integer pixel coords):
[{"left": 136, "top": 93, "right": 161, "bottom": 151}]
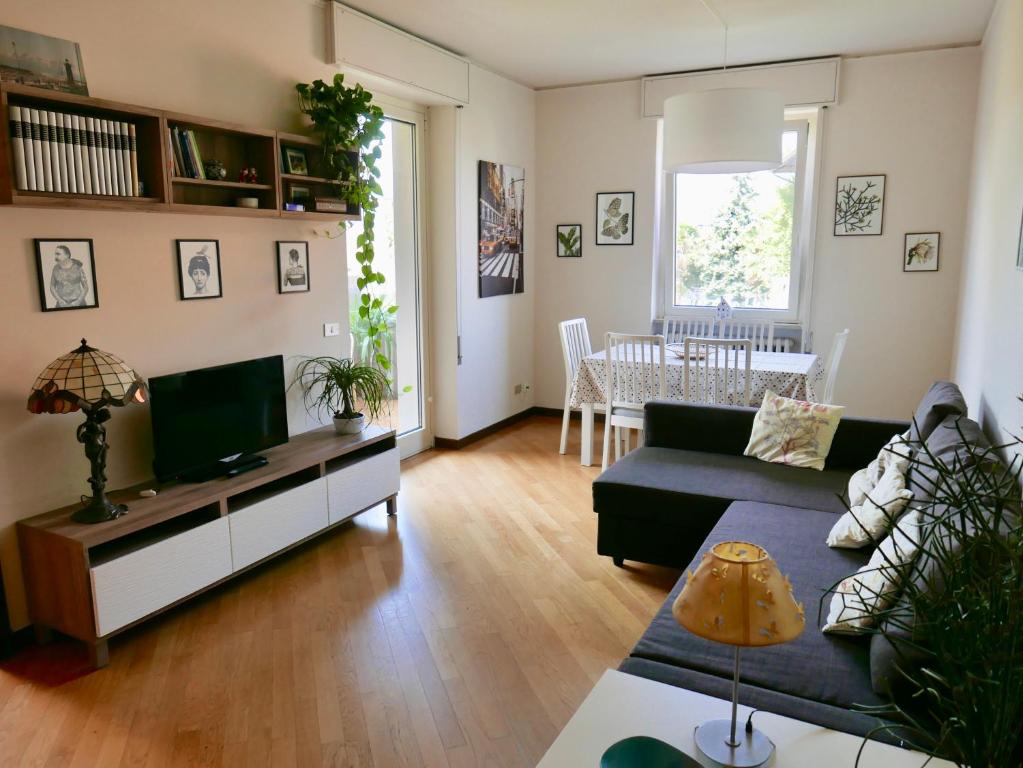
[{"left": 296, "top": 74, "right": 392, "bottom": 372}]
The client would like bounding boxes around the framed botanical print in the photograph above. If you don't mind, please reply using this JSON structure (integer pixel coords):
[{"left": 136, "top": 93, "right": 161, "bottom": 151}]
[
  {"left": 556, "top": 224, "right": 582, "bottom": 257},
  {"left": 903, "top": 232, "right": 939, "bottom": 272},
  {"left": 834, "top": 175, "right": 885, "bottom": 236},
  {"left": 176, "top": 240, "right": 222, "bottom": 300},
  {"left": 596, "top": 192, "right": 633, "bottom": 245},
  {"left": 34, "top": 238, "right": 98, "bottom": 311},
  {"left": 276, "top": 241, "right": 310, "bottom": 293}
]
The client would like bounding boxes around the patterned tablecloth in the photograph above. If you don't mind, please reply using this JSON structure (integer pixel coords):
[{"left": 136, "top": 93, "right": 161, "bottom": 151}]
[{"left": 569, "top": 347, "right": 824, "bottom": 408}]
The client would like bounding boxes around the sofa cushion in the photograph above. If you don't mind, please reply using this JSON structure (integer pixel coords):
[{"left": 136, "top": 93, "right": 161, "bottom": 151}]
[
  {"left": 906, "top": 414, "right": 990, "bottom": 506},
  {"left": 628, "top": 501, "right": 883, "bottom": 712},
  {"left": 594, "top": 447, "right": 851, "bottom": 527},
  {"left": 744, "top": 391, "right": 845, "bottom": 471},
  {"left": 909, "top": 381, "right": 966, "bottom": 443}
]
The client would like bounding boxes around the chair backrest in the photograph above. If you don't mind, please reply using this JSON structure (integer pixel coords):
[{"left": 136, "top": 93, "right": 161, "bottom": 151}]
[
  {"left": 559, "top": 318, "right": 592, "bottom": 384},
  {"left": 822, "top": 328, "right": 850, "bottom": 405},
  {"left": 717, "top": 319, "right": 775, "bottom": 352},
  {"left": 663, "top": 313, "right": 716, "bottom": 345},
  {"left": 604, "top": 333, "right": 666, "bottom": 410},
  {"left": 683, "top": 337, "right": 753, "bottom": 407}
]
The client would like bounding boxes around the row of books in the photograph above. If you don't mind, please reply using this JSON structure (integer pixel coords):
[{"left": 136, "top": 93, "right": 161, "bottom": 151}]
[
  {"left": 7, "top": 106, "right": 141, "bottom": 196},
  {"left": 168, "top": 126, "right": 207, "bottom": 180}
]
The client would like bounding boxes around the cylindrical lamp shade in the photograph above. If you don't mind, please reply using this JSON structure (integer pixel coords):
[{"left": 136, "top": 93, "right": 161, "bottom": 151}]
[
  {"left": 662, "top": 88, "right": 784, "bottom": 174},
  {"left": 673, "top": 541, "right": 804, "bottom": 647}
]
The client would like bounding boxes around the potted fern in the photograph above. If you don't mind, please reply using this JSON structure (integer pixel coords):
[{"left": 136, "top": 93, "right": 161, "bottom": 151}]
[{"left": 295, "top": 356, "right": 389, "bottom": 434}]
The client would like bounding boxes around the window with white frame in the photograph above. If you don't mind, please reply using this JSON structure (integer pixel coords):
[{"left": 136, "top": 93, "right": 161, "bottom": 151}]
[{"left": 664, "top": 119, "right": 810, "bottom": 321}]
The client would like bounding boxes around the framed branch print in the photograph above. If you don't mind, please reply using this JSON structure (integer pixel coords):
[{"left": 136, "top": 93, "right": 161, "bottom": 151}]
[{"left": 834, "top": 175, "right": 885, "bottom": 236}]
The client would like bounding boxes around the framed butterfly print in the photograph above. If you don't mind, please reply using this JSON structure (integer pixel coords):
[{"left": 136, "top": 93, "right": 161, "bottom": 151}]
[{"left": 596, "top": 192, "right": 634, "bottom": 246}]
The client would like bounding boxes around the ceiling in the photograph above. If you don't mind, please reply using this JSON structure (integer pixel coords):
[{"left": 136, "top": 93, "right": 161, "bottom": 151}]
[{"left": 340, "top": 0, "right": 995, "bottom": 89}]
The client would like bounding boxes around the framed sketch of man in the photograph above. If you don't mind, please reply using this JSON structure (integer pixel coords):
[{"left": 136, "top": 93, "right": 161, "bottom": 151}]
[
  {"left": 34, "top": 239, "right": 98, "bottom": 311},
  {"left": 176, "top": 240, "right": 222, "bottom": 300},
  {"left": 276, "top": 241, "right": 310, "bottom": 293}
]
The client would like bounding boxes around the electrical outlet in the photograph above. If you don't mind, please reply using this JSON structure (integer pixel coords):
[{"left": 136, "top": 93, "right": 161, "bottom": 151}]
[{"left": 323, "top": 322, "right": 340, "bottom": 337}]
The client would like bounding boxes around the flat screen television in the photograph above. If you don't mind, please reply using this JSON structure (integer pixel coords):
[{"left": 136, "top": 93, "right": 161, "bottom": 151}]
[{"left": 149, "top": 355, "right": 289, "bottom": 481}]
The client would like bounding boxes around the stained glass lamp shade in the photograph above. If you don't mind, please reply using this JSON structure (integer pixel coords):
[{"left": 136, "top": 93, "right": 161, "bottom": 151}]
[
  {"left": 27, "top": 340, "right": 148, "bottom": 523},
  {"left": 672, "top": 542, "right": 804, "bottom": 767}
]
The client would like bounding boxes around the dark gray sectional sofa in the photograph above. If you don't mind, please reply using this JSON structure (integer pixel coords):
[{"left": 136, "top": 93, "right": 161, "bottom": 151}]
[{"left": 593, "top": 383, "right": 982, "bottom": 741}]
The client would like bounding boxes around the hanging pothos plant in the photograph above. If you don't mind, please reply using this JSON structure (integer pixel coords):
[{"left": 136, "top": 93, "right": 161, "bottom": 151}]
[{"left": 296, "top": 74, "right": 393, "bottom": 373}]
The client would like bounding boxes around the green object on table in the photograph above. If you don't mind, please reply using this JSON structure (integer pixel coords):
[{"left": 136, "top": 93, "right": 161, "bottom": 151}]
[{"left": 600, "top": 736, "right": 701, "bottom": 767}]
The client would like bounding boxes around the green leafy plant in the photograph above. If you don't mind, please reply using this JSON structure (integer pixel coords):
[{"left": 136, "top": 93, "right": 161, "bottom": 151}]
[
  {"left": 823, "top": 428, "right": 1023, "bottom": 767},
  {"left": 296, "top": 74, "right": 391, "bottom": 372},
  {"left": 350, "top": 301, "right": 396, "bottom": 373},
  {"left": 294, "top": 356, "right": 389, "bottom": 423},
  {"left": 557, "top": 226, "right": 580, "bottom": 256}
]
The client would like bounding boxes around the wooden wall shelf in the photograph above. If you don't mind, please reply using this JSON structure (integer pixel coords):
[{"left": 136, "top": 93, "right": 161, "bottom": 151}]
[{"left": 0, "top": 83, "right": 360, "bottom": 221}]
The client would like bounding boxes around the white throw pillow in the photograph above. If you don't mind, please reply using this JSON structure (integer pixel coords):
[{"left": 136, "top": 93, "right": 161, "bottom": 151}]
[
  {"left": 828, "top": 463, "right": 914, "bottom": 548},
  {"left": 823, "top": 511, "right": 923, "bottom": 634},
  {"left": 847, "top": 432, "right": 913, "bottom": 507}
]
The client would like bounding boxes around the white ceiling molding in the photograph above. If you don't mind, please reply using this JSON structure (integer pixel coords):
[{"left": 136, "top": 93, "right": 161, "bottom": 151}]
[
  {"left": 328, "top": 2, "right": 470, "bottom": 105},
  {"left": 642, "top": 57, "right": 841, "bottom": 118}
]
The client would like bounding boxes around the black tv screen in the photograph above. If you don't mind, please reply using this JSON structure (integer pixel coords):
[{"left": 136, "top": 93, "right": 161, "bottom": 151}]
[{"left": 149, "top": 355, "right": 289, "bottom": 480}]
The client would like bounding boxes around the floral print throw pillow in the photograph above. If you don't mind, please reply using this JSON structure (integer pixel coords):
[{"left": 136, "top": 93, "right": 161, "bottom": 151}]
[{"left": 744, "top": 390, "right": 845, "bottom": 471}]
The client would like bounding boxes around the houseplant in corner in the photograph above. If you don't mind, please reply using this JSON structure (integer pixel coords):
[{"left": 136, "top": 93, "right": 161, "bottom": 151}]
[{"left": 295, "top": 356, "right": 389, "bottom": 434}]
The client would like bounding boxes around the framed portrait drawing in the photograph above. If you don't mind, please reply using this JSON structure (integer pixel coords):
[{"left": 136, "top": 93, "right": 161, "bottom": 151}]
[
  {"left": 34, "top": 239, "right": 97, "bottom": 311},
  {"left": 834, "top": 174, "right": 885, "bottom": 236},
  {"left": 176, "top": 240, "right": 222, "bottom": 300},
  {"left": 556, "top": 224, "right": 582, "bottom": 257},
  {"left": 596, "top": 192, "right": 634, "bottom": 245},
  {"left": 277, "top": 241, "right": 310, "bottom": 293},
  {"left": 284, "top": 147, "right": 308, "bottom": 175},
  {"left": 903, "top": 232, "right": 940, "bottom": 272}
]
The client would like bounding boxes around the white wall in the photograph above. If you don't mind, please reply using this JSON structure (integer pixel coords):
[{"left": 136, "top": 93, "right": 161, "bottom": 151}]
[
  {"left": 533, "top": 48, "right": 980, "bottom": 419},
  {"left": 953, "top": 0, "right": 1023, "bottom": 443},
  {"left": 429, "top": 65, "right": 536, "bottom": 440}
]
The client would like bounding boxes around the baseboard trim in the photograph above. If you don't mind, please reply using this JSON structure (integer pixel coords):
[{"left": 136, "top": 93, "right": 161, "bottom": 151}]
[
  {"left": 434, "top": 406, "right": 606, "bottom": 451},
  {"left": 530, "top": 406, "right": 606, "bottom": 424}
]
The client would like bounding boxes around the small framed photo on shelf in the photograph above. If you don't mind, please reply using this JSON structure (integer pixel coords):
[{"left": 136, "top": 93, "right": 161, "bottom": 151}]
[
  {"left": 289, "top": 184, "right": 311, "bottom": 203},
  {"left": 283, "top": 147, "right": 308, "bottom": 175},
  {"left": 903, "top": 232, "right": 940, "bottom": 272},
  {"left": 176, "top": 240, "right": 222, "bottom": 300},
  {"left": 276, "top": 241, "right": 310, "bottom": 293},
  {"left": 596, "top": 192, "right": 634, "bottom": 245},
  {"left": 34, "top": 239, "right": 98, "bottom": 311},
  {"left": 556, "top": 224, "right": 582, "bottom": 257}
]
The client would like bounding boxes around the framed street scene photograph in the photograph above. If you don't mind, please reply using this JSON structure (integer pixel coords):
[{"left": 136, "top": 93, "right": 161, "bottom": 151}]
[
  {"left": 34, "top": 239, "right": 97, "bottom": 311},
  {"left": 284, "top": 147, "right": 308, "bottom": 175},
  {"left": 176, "top": 240, "right": 222, "bottom": 300},
  {"left": 277, "top": 241, "right": 310, "bottom": 293},
  {"left": 556, "top": 224, "right": 582, "bottom": 257},
  {"left": 834, "top": 174, "right": 885, "bottom": 236},
  {"left": 477, "top": 160, "right": 525, "bottom": 298},
  {"left": 904, "top": 232, "right": 940, "bottom": 272},
  {"left": 596, "top": 192, "right": 634, "bottom": 245},
  {"left": 0, "top": 25, "right": 88, "bottom": 95}
]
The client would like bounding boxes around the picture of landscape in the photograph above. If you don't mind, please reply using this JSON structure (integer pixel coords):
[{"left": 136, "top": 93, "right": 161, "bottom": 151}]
[{"left": 0, "top": 25, "right": 88, "bottom": 95}]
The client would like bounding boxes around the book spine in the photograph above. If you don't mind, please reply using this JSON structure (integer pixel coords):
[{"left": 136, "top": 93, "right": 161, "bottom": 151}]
[
  {"left": 29, "top": 109, "right": 47, "bottom": 191},
  {"left": 118, "top": 122, "right": 131, "bottom": 195},
  {"left": 61, "top": 113, "right": 79, "bottom": 193},
  {"left": 93, "top": 117, "right": 106, "bottom": 194},
  {"left": 21, "top": 107, "right": 38, "bottom": 191},
  {"left": 72, "top": 115, "right": 91, "bottom": 194},
  {"left": 167, "top": 127, "right": 178, "bottom": 177},
  {"left": 111, "top": 121, "right": 125, "bottom": 195},
  {"left": 36, "top": 109, "right": 52, "bottom": 192},
  {"left": 101, "top": 119, "right": 115, "bottom": 194},
  {"left": 128, "top": 123, "right": 139, "bottom": 196},
  {"left": 85, "top": 117, "right": 102, "bottom": 194},
  {"left": 8, "top": 106, "right": 30, "bottom": 190},
  {"left": 178, "top": 128, "right": 195, "bottom": 178},
  {"left": 48, "top": 111, "right": 67, "bottom": 193},
  {"left": 188, "top": 130, "right": 206, "bottom": 179}
]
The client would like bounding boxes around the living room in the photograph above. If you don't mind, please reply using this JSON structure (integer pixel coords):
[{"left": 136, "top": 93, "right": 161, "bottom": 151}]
[{"left": 0, "top": 0, "right": 1020, "bottom": 766}]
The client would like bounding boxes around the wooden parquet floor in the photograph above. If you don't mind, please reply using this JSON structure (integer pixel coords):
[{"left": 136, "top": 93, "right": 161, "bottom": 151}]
[{"left": 0, "top": 415, "right": 679, "bottom": 767}]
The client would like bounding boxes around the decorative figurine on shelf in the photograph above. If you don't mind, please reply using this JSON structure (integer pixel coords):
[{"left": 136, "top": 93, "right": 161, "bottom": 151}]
[
  {"left": 238, "top": 168, "right": 251, "bottom": 183},
  {"left": 247, "top": 167, "right": 259, "bottom": 183},
  {"left": 203, "top": 159, "right": 227, "bottom": 181}
]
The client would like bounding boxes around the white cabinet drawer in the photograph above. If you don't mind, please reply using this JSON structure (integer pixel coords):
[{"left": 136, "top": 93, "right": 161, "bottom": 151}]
[
  {"left": 91, "top": 517, "right": 231, "bottom": 637},
  {"left": 327, "top": 447, "right": 400, "bottom": 525},
  {"left": 229, "top": 477, "right": 328, "bottom": 570}
]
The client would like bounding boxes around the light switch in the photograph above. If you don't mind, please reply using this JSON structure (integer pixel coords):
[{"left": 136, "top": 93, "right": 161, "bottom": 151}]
[{"left": 323, "top": 322, "right": 340, "bottom": 337}]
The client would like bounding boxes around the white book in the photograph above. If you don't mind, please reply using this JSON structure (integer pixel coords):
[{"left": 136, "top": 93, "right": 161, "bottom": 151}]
[
  {"left": 8, "top": 106, "right": 30, "bottom": 190},
  {"left": 61, "top": 113, "right": 79, "bottom": 193},
  {"left": 84, "top": 117, "right": 102, "bottom": 194},
  {"left": 22, "top": 107, "right": 39, "bottom": 190},
  {"left": 71, "top": 114, "right": 89, "bottom": 194},
  {"left": 28, "top": 109, "right": 46, "bottom": 191},
  {"left": 97, "top": 118, "right": 110, "bottom": 194},
  {"left": 35, "top": 109, "right": 53, "bottom": 192},
  {"left": 115, "top": 121, "right": 129, "bottom": 196},
  {"left": 101, "top": 119, "right": 116, "bottom": 195},
  {"left": 128, "top": 123, "right": 139, "bottom": 196},
  {"left": 48, "top": 111, "right": 67, "bottom": 193}
]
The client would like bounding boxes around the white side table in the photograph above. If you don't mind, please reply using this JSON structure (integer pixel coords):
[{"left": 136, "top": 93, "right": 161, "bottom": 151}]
[{"left": 537, "top": 669, "right": 950, "bottom": 767}]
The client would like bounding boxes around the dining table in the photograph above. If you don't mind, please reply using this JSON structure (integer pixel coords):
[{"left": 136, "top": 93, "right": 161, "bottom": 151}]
[{"left": 569, "top": 346, "right": 824, "bottom": 466}]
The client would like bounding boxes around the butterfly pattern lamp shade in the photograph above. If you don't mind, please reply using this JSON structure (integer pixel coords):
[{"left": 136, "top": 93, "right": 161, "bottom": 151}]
[
  {"left": 672, "top": 541, "right": 804, "bottom": 767},
  {"left": 27, "top": 340, "right": 147, "bottom": 524}
]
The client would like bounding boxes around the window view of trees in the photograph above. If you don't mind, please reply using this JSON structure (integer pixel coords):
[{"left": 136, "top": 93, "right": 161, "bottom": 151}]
[{"left": 673, "top": 131, "right": 797, "bottom": 310}]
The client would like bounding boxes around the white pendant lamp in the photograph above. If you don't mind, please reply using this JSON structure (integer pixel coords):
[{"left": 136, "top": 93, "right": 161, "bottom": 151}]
[{"left": 662, "top": 1, "right": 784, "bottom": 174}]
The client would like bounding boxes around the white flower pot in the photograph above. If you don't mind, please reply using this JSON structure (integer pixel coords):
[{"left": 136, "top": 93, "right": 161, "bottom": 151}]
[{"left": 333, "top": 413, "right": 366, "bottom": 435}]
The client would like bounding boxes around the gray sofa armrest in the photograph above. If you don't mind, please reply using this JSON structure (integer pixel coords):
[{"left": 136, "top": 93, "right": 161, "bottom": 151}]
[{"left": 643, "top": 399, "right": 910, "bottom": 471}]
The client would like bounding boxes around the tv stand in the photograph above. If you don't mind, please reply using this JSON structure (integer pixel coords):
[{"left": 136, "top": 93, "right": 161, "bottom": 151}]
[
  {"left": 17, "top": 425, "right": 399, "bottom": 668},
  {"left": 180, "top": 453, "right": 269, "bottom": 483}
]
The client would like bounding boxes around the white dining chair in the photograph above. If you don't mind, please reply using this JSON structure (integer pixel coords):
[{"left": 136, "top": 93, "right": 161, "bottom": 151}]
[
  {"left": 821, "top": 328, "right": 851, "bottom": 405},
  {"left": 558, "top": 318, "right": 601, "bottom": 454},
  {"left": 683, "top": 337, "right": 753, "bottom": 407},
  {"left": 663, "top": 313, "right": 716, "bottom": 345},
  {"left": 601, "top": 333, "right": 666, "bottom": 472},
  {"left": 717, "top": 319, "right": 776, "bottom": 352}
]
